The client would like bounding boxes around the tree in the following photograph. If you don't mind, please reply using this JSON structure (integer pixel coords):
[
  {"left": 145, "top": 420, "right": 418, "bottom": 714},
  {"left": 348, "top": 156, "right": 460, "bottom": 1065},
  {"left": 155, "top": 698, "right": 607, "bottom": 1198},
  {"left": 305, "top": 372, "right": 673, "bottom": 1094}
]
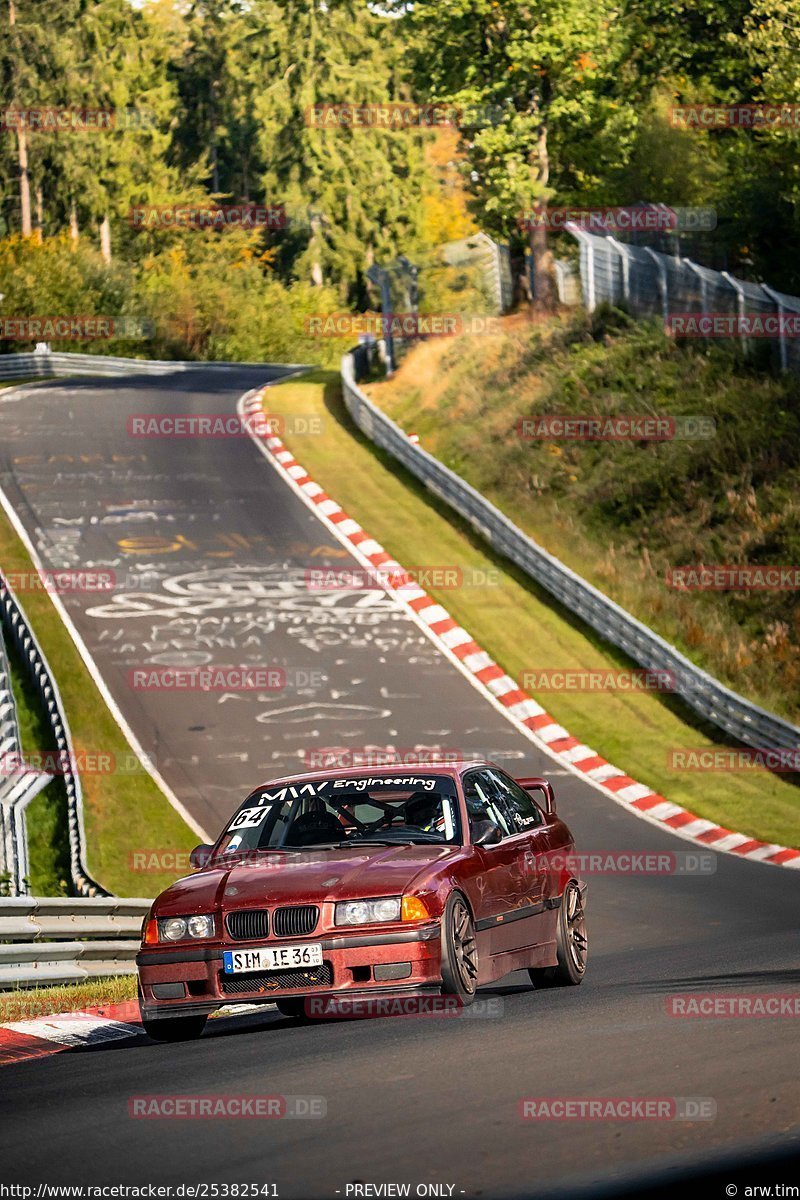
[
  {"left": 399, "top": 0, "right": 626, "bottom": 308},
  {"left": 244, "top": 0, "right": 430, "bottom": 302},
  {"left": 0, "top": 0, "right": 84, "bottom": 236}
]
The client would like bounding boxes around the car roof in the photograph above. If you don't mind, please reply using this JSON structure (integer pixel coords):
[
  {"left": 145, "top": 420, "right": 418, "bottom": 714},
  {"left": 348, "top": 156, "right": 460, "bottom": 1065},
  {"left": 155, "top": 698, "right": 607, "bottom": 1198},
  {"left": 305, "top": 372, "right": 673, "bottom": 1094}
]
[{"left": 250, "top": 759, "right": 492, "bottom": 789}]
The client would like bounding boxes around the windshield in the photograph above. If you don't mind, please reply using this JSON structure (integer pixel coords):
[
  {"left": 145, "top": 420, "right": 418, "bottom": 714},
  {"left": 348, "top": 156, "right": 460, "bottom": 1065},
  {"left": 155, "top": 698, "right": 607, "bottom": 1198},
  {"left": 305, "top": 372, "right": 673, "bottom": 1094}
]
[{"left": 213, "top": 773, "right": 462, "bottom": 855}]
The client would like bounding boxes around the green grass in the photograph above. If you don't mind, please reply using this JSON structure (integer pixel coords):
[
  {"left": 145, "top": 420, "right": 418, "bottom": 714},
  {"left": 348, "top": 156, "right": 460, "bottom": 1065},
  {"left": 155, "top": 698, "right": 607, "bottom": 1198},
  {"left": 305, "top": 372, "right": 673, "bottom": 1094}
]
[
  {"left": 0, "top": 975, "right": 137, "bottom": 1022},
  {"left": 263, "top": 369, "right": 800, "bottom": 849},
  {"left": 0, "top": 507, "right": 197, "bottom": 897}
]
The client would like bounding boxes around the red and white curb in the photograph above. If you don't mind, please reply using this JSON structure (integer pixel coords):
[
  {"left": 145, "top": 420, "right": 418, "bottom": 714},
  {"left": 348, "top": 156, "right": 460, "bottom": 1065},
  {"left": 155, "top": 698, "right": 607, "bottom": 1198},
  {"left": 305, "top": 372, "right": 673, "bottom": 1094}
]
[
  {"left": 0, "top": 1000, "right": 143, "bottom": 1066},
  {"left": 0, "top": 1000, "right": 277, "bottom": 1067},
  {"left": 240, "top": 386, "right": 800, "bottom": 872}
]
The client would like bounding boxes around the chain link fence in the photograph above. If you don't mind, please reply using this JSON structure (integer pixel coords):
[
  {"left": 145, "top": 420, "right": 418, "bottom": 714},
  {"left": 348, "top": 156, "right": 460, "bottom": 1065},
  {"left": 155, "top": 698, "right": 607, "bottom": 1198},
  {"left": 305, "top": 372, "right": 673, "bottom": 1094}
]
[{"left": 565, "top": 226, "right": 800, "bottom": 375}]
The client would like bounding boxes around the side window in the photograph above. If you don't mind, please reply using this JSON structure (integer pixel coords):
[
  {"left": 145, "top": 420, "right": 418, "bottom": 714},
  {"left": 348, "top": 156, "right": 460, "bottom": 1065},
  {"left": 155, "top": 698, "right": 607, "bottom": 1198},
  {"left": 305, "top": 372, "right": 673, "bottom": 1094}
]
[
  {"left": 486, "top": 770, "right": 545, "bottom": 832},
  {"left": 462, "top": 770, "right": 513, "bottom": 840}
]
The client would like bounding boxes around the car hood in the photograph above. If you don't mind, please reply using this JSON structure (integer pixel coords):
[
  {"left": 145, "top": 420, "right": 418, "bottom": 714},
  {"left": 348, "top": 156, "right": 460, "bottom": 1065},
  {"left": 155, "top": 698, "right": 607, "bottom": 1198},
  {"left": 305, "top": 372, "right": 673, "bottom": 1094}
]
[{"left": 153, "top": 845, "right": 456, "bottom": 916}]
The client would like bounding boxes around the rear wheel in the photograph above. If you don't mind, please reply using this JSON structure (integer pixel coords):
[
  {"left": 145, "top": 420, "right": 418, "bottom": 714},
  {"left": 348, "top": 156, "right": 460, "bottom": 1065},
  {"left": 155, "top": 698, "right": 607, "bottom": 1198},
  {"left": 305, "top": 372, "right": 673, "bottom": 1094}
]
[
  {"left": 440, "top": 891, "right": 478, "bottom": 1006},
  {"left": 141, "top": 1014, "right": 207, "bottom": 1042},
  {"left": 529, "top": 879, "right": 587, "bottom": 988}
]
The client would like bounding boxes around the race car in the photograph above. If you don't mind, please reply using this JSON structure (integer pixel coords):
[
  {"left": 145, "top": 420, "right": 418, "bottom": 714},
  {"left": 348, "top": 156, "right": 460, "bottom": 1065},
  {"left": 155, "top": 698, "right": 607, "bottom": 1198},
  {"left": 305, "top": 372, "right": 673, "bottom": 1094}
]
[{"left": 136, "top": 759, "right": 587, "bottom": 1040}]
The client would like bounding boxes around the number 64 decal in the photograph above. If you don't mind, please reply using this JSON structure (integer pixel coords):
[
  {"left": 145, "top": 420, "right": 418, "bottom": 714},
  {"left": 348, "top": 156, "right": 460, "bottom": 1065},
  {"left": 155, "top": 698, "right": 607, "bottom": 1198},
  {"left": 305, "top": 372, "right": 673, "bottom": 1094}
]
[{"left": 227, "top": 806, "right": 268, "bottom": 831}]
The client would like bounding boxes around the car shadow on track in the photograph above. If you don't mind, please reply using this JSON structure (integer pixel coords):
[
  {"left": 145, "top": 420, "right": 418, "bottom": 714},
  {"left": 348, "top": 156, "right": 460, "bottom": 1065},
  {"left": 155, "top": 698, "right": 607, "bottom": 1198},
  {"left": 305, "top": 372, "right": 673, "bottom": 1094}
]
[
  {"left": 636, "top": 967, "right": 800, "bottom": 992},
  {"left": 70, "top": 983, "right": 543, "bottom": 1055}
]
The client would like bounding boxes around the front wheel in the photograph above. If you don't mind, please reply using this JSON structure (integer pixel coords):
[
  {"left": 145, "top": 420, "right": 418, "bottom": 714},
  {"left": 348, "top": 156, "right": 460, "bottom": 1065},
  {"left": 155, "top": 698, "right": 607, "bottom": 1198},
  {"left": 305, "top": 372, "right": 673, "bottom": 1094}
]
[
  {"left": 529, "top": 879, "right": 587, "bottom": 988},
  {"left": 440, "top": 891, "right": 478, "bottom": 1006},
  {"left": 142, "top": 1014, "right": 208, "bottom": 1042}
]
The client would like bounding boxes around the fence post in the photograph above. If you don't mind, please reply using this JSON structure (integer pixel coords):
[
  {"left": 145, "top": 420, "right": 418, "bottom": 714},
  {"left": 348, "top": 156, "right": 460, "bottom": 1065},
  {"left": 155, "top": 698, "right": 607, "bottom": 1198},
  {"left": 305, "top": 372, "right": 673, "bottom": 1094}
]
[
  {"left": 721, "top": 271, "right": 747, "bottom": 355},
  {"left": 608, "top": 237, "right": 631, "bottom": 304},
  {"left": 683, "top": 259, "right": 709, "bottom": 340},
  {"left": 643, "top": 247, "right": 669, "bottom": 324},
  {"left": 566, "top": 225, "right": 595, "bottom": 311},
  {"left": 761, "top": 284, "right": 787, "bottom": 371}
]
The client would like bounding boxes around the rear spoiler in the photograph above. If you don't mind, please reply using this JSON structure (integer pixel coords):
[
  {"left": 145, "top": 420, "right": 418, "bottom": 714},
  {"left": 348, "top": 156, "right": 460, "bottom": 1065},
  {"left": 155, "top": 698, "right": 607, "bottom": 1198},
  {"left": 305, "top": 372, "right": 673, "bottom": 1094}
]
[{"left": 516, "top": 776, "right": 556, "bottom": 816}]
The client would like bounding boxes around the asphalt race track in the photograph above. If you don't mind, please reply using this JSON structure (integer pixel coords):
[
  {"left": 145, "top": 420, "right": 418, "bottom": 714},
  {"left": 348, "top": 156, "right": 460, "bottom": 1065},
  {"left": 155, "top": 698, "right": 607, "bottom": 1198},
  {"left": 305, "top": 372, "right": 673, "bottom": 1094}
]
[{"left": 0, "top": 370, "right": 798, "bottom": 1198}]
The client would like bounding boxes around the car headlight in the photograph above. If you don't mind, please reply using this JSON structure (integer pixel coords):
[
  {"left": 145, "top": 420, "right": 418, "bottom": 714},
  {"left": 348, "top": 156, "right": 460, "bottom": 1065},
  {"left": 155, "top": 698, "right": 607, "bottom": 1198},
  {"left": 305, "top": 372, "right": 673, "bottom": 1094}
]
[
  {"left": 335, "top": 896, "right": 401, "bottom": 926},
  {"left": 157, "top": 913, "right": 215, "bottom": 942}
]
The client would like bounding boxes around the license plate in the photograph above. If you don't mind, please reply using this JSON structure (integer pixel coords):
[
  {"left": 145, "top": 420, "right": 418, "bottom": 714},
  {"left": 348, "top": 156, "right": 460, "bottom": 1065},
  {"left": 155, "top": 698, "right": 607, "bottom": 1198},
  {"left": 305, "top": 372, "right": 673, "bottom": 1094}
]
[{"left": 222, "top": 943, "right": 323, "bottom": 974}]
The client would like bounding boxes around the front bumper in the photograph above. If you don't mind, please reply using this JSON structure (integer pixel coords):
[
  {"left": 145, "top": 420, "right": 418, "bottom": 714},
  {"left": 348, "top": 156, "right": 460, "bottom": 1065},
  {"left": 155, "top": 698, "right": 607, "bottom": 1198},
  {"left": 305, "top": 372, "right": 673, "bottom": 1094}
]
[{"left": 137, "top": 922, "right": 442, "bottom": 1019}]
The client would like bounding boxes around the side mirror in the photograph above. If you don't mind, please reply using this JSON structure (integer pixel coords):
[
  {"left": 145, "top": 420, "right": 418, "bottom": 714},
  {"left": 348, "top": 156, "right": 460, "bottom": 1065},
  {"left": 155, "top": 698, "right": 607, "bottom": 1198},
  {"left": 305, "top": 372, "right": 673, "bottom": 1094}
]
[
  {"left": 189, "top": 843, "right": 213, "bottom": 870},
  {"left": 516, "top": 777, "right": 556, "bottom": 817},
  {"left": 472, "top": 820, "right": 503, "bottom": 847}
]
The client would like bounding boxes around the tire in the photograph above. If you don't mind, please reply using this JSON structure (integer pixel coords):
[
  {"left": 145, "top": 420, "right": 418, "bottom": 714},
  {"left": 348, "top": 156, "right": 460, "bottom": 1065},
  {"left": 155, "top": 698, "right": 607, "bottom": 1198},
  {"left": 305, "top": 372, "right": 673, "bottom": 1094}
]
[
  {"left": 141, "top": 1014, "right": 208, "bottom": 1042},
  {"left": 440, "top": 891, "right": 478, "bottom": 1006},
  {"left": 529, "top": 879, "right": 587, "bottom": 988},
  {"left": 274, "top": 998, "right": 309, "bottom": 1019}
]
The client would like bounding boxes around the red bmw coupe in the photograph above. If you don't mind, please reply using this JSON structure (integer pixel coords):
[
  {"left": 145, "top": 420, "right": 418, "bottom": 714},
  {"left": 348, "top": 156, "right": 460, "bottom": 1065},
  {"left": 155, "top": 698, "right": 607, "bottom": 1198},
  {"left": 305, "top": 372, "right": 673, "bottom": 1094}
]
[{"left": 137, "top": 760, "right": 587, "bottom": 1040}]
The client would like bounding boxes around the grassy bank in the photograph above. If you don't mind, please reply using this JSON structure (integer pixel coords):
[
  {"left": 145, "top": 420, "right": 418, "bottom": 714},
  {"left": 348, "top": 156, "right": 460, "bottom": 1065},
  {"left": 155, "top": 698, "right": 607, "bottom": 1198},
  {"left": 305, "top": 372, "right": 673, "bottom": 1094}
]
[
  {"left": 369, "top": 309, "right": 800, "bottom": 725},
  {"left": 263, "top": 369, "right": 800, "bottom": 849},
  {"left": 0, "top": 975, "right": 137, "bottom": 1023}
]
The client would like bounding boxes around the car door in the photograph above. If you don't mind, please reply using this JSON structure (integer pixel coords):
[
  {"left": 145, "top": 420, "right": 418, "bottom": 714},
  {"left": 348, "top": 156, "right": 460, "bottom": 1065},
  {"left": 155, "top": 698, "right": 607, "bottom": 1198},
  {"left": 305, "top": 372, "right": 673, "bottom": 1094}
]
[
  {"left": 483, "top": 768, "right": 556, "bottom": 950},
  {"left": 462, "top": 768, "right": 534, "bottom": 957}
]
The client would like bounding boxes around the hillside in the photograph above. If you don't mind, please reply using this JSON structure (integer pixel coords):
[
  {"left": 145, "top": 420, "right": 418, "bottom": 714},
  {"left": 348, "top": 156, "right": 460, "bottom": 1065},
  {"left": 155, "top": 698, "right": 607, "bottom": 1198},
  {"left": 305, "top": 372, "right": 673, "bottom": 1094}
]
[{"left": 366, "top": 308, "right": 800, "bottom": 724}]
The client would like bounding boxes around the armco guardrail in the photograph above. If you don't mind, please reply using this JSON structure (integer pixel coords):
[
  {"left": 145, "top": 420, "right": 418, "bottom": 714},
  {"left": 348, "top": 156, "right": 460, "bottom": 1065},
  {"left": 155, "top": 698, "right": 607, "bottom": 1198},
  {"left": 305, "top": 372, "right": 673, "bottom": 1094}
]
[
  {"left": 0, "top": 575, "right": 108, "bottom": 897},
  {"left": 0, "top": 628, "right": 52, "bottom": 895},
  {"left": 0, "top": 628, "right": 50, "bottom": 892},
  {"left": 341, "top": 351, "right": 800, "bottom": 754},
  {"left": 0, "top": 349, "right": 306, "bottom": 380},
  {"left": 0, "top": 896, "right": 151, "bottom": 988}
]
